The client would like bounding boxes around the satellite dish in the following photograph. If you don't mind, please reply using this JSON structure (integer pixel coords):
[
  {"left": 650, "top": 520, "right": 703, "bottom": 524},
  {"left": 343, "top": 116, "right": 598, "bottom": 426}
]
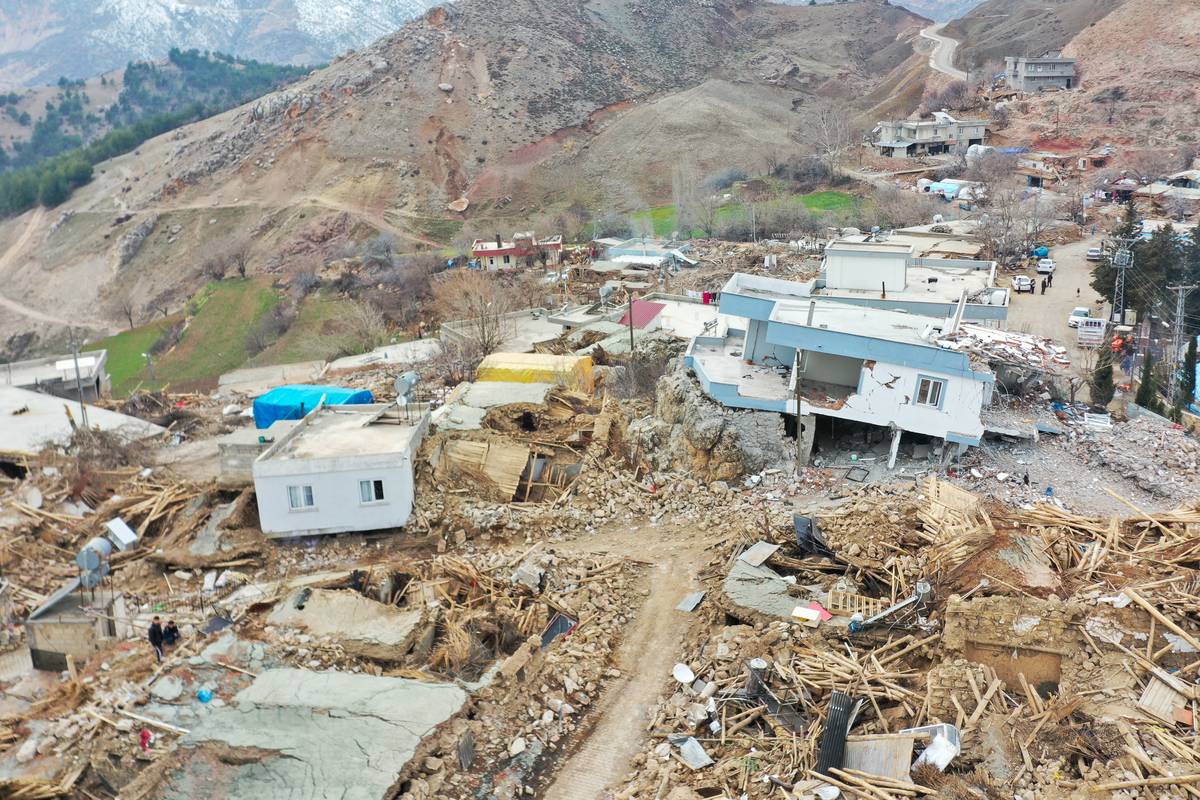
[{"left": 394, "top": 371, "right": 420, "bottom": 403}]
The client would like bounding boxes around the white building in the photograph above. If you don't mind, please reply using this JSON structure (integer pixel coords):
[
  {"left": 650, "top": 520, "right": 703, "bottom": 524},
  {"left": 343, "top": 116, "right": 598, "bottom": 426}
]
[
  {"left": 253, "top": 402, "right": 430, "bottom": 538},
  {"left": 873, "top": 112, "right": 987, "bottom": 159}
]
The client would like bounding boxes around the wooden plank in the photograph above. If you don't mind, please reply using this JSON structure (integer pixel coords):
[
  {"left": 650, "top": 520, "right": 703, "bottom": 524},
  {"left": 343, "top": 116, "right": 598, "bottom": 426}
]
[
  {"left": 1138, "top": 677, "right": 1188, "bottom": 725},
  {"left": 844, "top": 736, "right": 916, "bottom": 781}
]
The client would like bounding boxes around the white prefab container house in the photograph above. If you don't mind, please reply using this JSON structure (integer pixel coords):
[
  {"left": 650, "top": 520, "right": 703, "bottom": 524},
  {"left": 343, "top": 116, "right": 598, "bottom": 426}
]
[{"left": 253, "top": 403, "right": 430, "bottom": 538}]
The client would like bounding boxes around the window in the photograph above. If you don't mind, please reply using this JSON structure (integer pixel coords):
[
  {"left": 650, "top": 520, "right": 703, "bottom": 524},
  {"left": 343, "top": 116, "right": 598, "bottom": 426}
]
[
  {"left": 915, "top": 377, "right": 945, "bottom": 408},
  {"left": 359, "top": 479, "right": 386, "bottom": 504},
  {"left": 288, "top": 485, "right": 315, "bottom": 510},
  {"left": 502, "top": 254, "right": 511, "bottom": 265}
]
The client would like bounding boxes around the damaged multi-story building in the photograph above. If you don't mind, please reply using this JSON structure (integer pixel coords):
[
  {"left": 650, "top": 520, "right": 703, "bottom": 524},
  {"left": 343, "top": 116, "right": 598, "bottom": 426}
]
[{"left": 684, "top": 239, "right": 1058, "bottom": 468}]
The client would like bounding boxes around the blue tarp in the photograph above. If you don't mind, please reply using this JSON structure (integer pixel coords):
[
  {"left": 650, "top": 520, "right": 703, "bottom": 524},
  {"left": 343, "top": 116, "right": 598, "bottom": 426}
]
[{"left": 252, "top": 384, "right": 374, "bottom": 429}]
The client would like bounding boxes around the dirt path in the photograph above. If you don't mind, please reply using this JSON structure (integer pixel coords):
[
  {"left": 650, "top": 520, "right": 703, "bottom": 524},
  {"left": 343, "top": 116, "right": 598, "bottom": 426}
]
[
  {"left": 541, "top": 525, "right": 712, "bottom": 800},
  {"left": 0, "top": 207, "right": 95, "bottom": 329},
  {"left": 920, "top": 24, "right": 968, "bottom": 82}
]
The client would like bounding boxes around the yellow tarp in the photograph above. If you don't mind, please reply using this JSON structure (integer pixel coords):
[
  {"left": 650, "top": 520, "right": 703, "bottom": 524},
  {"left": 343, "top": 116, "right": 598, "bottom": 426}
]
[{"left": 475, "top": 353, "right": 593, "bottom": 393}]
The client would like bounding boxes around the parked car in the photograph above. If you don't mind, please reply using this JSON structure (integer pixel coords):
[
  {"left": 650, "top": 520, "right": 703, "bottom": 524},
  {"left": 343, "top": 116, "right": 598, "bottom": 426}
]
[
  {"left": 1012, "top": 275, "right": 1035, "bottom": 293},
  {"left": 1037, "top": 258, "right": 1057, "bottom": 274},
  {"left": 1086, "top": 247, "right": 1103, "bottom": 262},
  {"left": 1067, "top": 307, "right": 1091, "bottom": 328}
]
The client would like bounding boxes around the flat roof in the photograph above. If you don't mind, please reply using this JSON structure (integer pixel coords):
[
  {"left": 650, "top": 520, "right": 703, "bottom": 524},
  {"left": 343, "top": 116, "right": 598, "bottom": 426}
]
[
  {"left": 0, "top": 385, "right": 165, "bottom": 457},
  {"left": 826, "top": 240, "right": 914, "bottom": 255},
  {"left": 2, "top": 350, "right": 107, "bottom": 388},
  {"left": 821, "top": 265, "right": 1001, "bottom": 305},
  {"left": 770, "top": 300, "right": 943, "bottom": 349},
  {"left": 722, "top": 272, "right": 816, "bottom": 300},
  {"left": 264, "top": 405, "right": 425, "bottom": 461}
]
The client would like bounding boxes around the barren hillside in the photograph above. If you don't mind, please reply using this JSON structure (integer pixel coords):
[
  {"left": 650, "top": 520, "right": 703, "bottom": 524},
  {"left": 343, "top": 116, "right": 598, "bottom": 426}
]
[
  {"left": 0, "top": 0, "right": 927, "bottom": 346},
  {"left": 991, "top": 0, "right": 1200, "bottom": 157},
  {"left": 943, "top": 0, "right": 1124, "bottom": 72}
]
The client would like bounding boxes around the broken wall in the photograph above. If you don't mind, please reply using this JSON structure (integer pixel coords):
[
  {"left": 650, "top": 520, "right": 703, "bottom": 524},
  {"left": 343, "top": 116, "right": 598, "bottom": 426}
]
[{"left": 629, "top": 369, "right": 795, "bottom": 482}]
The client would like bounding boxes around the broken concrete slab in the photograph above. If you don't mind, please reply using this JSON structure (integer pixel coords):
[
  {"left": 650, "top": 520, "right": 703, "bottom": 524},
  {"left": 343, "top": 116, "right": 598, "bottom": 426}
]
[
  {"left": 178, "top": 668, "right": 466, "bottom": 800},
  {"left": 267, "top": 588, "right": 429, "bottom": 661},
  {"left": 722, "top": 560, "right": 799, "bottom": 620}
]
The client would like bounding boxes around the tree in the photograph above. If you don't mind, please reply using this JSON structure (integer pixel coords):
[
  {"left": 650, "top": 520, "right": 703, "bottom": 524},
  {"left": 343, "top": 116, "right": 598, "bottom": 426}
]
[
  {"left": 430, "top": 269, "right": 517, "bottom": 358},
  {"left": 119, "top": 299, "right": 136, "bottom": 330},
  {"left": 1135, "top": 354, "right": 1161, "bottom": 411},
  {"left": 795, "top": 98, "right": 856, "bottom": 177},
  {"left": 1089, "top": 341, "right": 1116, "bottom": 406},
  {"left": 226, "top": 241, "right": 251, "bottom": 278},
  {"left": 1183, "top": 334, "right": 1198, "bottom": 407}
]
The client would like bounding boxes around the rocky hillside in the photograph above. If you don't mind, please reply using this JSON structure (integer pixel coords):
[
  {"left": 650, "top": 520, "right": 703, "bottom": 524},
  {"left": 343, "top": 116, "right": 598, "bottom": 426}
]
[
  {"left": 997, "top": 0, "right": 1200, "bottom": 152},
  {"left": 0, "top": 0, "right": 439, "bottom": 87},
  {"left": 943, "top": 0, "right": 1124, "bottom": 71},
  {"left": 0, "top": 0, "right": 926, "bottom": 346}
]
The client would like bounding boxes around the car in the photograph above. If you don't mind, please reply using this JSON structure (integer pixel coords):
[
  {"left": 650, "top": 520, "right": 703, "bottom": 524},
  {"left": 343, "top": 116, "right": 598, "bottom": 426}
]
[
  {"left": 1067, "top": 307, "right": 1091, "bottom": 328},
  {"left": 1036, "top": 258, "right": 1057, "bottom": 274},
  {"left": 1086, "top": 247, "right": 1103, "bottom": 262},
  {"left": 1012, "top": 275, "right": 1035, "bottom": 293}
]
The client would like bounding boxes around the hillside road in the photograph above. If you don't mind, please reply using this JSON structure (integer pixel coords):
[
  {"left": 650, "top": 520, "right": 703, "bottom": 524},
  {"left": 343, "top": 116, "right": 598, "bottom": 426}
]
[{"left": 921, "top": 23, "right": 968, "bottom": 81}]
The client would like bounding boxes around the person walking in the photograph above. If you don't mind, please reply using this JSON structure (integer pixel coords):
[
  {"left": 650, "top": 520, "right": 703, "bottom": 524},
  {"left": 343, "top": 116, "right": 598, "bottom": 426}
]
[
  {"left": 148, "top": 616, "right": 164, "bottom": 663},
  {"left": 1047, "top": 272, "right": 1054, "bottom": 288},
  {"left": 163, "top": 620, "right": 180, "bottom": 649},
  {"left": 1040, "top": 278, "right": 1047, "bottom": 295}
]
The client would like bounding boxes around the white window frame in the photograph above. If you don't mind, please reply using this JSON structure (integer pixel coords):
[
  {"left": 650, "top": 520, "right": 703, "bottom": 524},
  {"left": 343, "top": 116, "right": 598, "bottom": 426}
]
[
  {"left": 287, "top": 484, "right": 315, "bottom": 511},
  {"left": 359, "top": 479, "right": 386, "bottom": 505},
  {"left": 914, "top": 376, "right": 945, "bottom": 409},
  {"left": 502, "top": 254, "right": 511, "bottom": 265}
]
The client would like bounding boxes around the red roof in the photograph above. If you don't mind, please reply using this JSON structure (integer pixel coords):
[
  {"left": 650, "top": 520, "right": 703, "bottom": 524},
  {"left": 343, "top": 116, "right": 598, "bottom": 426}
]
[{"left": 618, "top": 300, "right": 667, "bottom": 329}]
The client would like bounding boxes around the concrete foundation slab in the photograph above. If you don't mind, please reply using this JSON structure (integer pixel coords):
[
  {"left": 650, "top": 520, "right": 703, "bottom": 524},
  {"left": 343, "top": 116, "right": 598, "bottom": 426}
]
[
  {"left": 176, "top": 668, "right": 466, "bottom": 800},
  {"left": 267, "top": 589, "right": 428, "bottom": 661}
]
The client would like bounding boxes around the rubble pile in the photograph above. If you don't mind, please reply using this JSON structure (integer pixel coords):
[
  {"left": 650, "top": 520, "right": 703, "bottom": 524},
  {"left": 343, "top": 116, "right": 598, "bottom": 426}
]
[
  {"left": 1087, "top": 414, "right": 1199, "bottom": 498},
  {"left": 614, "top": 482, "right": 1200, "bottom": 800}
]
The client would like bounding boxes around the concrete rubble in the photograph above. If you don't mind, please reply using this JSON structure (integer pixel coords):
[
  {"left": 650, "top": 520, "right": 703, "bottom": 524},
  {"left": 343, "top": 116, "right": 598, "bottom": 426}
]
[{"left": 2, "top": 323, "right": 1200, "bottom": 800}]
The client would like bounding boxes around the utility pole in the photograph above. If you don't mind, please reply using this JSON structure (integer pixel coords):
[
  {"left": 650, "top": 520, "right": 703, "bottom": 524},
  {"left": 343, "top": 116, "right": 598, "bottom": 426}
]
[
  {"left": 68, "top": 328, "right": 89, "bottom": 429},
  {"left": 627, "top": 292, "right": 636, "bottom": 355},
  {"left": 1110, "top": 237, "right": 1136, "bottom": 324},
  {"left": 1168, "top": 284, "right": 1199, "bottom": 405}
]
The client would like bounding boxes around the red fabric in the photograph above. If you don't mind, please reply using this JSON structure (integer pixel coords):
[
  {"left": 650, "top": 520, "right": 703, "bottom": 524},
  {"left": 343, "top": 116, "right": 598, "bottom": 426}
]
[{"left": 139, "top": 729, "right": 153, "bottom": 752}]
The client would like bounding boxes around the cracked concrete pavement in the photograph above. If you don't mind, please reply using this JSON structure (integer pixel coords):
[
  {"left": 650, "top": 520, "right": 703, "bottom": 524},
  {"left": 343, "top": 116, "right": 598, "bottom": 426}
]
[{"left": 166, "top": 669, "right": 466, "bottom": 800}]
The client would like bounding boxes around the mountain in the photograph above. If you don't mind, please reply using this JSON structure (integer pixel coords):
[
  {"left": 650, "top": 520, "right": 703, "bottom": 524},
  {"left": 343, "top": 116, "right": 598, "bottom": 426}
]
[
  {"left": 942, "top": 0, "right": 1124, "bottom": 71},
  {"left": 0, "top": 1, "right": 440, "bottom": 88},
  {"left": 888, "top": 0, "right": 985, "bottom": 23},
  {"left": 0, "top": 0, "right": 928, "bottom": 346}
]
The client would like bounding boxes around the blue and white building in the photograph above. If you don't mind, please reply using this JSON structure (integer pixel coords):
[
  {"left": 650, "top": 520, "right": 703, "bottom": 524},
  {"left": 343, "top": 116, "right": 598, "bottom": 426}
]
[{"left": 685, "top": 271, "right": 999, "bottom": 466}]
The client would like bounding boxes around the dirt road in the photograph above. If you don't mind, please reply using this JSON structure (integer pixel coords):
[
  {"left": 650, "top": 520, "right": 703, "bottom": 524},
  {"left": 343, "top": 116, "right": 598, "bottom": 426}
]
[
  {"left": 0, "top": 207, "right": 97, "bottom": 329},
  {"left": 920, "top": 24, "right": 968, "bottom": 82},
  {"left": 541, "top": 525, "right": 710, "bottom": 800},
  {"left": 1005, "top": 235, "right": 1109, "bottom": 377}
]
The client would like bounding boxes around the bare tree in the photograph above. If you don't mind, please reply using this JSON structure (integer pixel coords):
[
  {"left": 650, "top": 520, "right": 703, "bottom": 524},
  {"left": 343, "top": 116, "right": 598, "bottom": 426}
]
[
  {"left": 227, "top": 241, "right": 251, "bottom": 278},
  {"left": 964, "top": 150, "right": 1018, "bottom": 202},
  {"left": 119, "top": 299, "right": 136, "bottom": 330},
  {"left": 1127, "top": 148, "right": 1179, "bottom": 182},
  {"left": 795, "top": 98, "right": 856, "bottom": 177},
  {"left": 868, "top": 187, "right": 942, "bottom": 229},
  {"left": 338, "top": 301, "right": 389, "bottom": 355},
  {"left": 431, "top": 270, "right": 517, "bottom": 357}
]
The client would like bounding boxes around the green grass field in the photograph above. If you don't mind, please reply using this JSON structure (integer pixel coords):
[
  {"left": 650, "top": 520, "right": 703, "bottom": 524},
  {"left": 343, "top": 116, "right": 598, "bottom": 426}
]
[
  {"left": 632, "top": 190, "right": 857, "bottom": 238},
  {"left": 89, "top": 278, "right": 284, "bottom": 395},
  {"left": 83, "top": 317, "right": 178, "bottom": 396},
  {"left": 247, "top": 291, "right": 351, "bottom": 367},
  {"left": 148, "top": 278, "right": 283, "bottom": 390}
]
